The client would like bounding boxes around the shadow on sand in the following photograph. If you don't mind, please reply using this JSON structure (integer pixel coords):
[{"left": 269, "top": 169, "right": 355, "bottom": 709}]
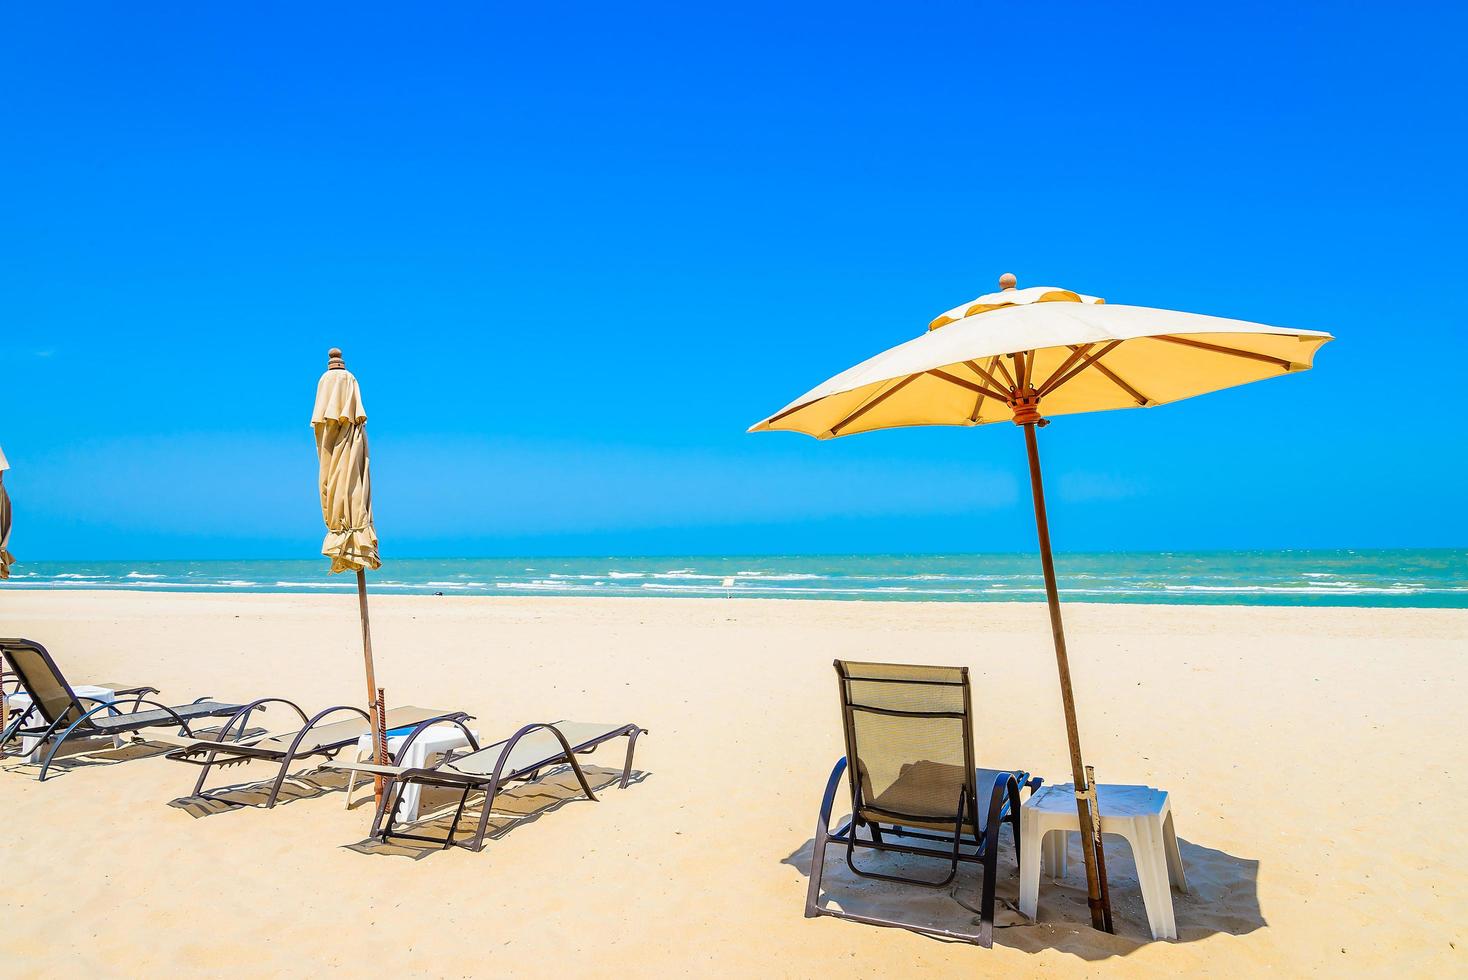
[
  {"left": 2, "top": 730, "right": 240, "bottom": 781},
  {"left": 168, "top": 764, "right": 354, "bottom": 816},
  {"left": 343, "top": 764, "right": 650, "bottom": 860},
  {"left": 783, "top": 823, "right": 1264, "bottom": 958}
]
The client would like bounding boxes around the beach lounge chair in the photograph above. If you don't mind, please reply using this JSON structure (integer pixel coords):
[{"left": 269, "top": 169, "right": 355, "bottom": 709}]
[
  {"left": 806, "top": 660, "right": 1041, "bottom": 947},
  {"left": 0, "top": 637, "right": 245, "bottom": 782},
  {"left": 155, "top": 701, "right": 475, "bottom": 808},
  {"left": 333, "top": 720, "right": 646, "bottom": 852},
  {"left": 2, "top": 678, "right": 161, "bottom": 753}
]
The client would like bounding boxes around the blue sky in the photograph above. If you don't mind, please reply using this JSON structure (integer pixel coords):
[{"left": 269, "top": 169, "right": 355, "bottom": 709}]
[{"left": 2, "top": 2, "right": 1464, "bottom": 559}]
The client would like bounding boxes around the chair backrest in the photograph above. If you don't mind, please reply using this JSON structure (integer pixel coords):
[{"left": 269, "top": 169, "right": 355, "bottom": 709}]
[
  {"left": 0, "top": 639, "right": 87, "bottom": 728},
  {"left": 834, "top": 659, "right": 977, "bottom": 827}
]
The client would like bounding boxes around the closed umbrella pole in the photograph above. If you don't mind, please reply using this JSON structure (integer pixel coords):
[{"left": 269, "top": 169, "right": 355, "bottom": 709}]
[{"left": 356, "top": 565, "right": 380, "bottom": 763}]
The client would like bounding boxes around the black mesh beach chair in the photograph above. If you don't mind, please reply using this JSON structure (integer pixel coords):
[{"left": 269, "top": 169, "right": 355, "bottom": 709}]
[
  {"left": 0, "top": 638, "right": 244, "bottom": 781},
  {"left": 333, "top": 720, "right": 646, "bottom": 852},
  {"left": 806, "top": 660, "right": 1041, "bottom": 947},
  {"left": 154, "top": 702, "right": 475, "bottom": 808}
]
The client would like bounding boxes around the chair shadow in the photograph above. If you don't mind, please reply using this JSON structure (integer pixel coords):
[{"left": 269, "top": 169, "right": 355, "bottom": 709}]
[
  {"left": 1, "top": 727, "right": 251, "bottom": 781},
  {"left": 168, "top": 764, "right": 354, "bottom": 817},
  {"left": 783, "top": 824, "right": 1264, "bottom": 959},
  {"left": 343, "top": 764, "right": 651, "bottom": 861}
]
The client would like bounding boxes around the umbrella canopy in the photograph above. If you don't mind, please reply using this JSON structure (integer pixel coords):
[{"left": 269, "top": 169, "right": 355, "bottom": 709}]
[
  {"left": 0, "top": 445, "right": 13, "bottom": 580},
  {"left": 312, "top": 348, "right": 386, "bottom": 796},
  {"left": 752, "top": 277, "right": 1332, "bottom": 438},
  {"left": 312, "top": 351, "right": 380, "bottom": 573},
  {"left": 751, "top": 274, "right": 1332, "bottom": 934}
]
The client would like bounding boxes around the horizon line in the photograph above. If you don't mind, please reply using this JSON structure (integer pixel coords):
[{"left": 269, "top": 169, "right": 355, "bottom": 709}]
[{"left": 7, "top": 545, "right": 1465, "bottom": 564}]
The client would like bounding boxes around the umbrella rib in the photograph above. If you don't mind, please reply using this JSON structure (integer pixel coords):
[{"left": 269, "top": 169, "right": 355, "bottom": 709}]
[
  {"left": 764, "top": 400, "right": 814, "bottom": 426},
  {"left": 1087, "top": 356, "right": 1151, "bottom": 406},
  {"left": 1059, "top": 343, "right": 1151, "bottom": 405},
  {"left": 963, "top": 358, "right": 1012, "bottom": 396},
  {"left": 965, "top": 356, "right": 1002, "bottom": 421},
  {"left": 1040, "top": 341, "right": 1124, "bottom": 398},
  {"left": 827, "top": 374, "right": 921, "bottom": 436},
  {"left": 992, "top": 356, "right": 1017, "bottom": 389},
  {"left": 1153, "top": 334, "right": 1295, "bottom": 370},
  {"left": 926, "top": 368, "right": 1008, "bottom": 402},
  {"left": 1036, "top": 344, "right": 1095, "bottom": 395}
]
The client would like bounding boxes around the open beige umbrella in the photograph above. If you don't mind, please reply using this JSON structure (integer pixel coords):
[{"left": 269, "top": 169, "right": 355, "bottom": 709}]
[
  {"left": 312, "top": 348, "right": 387, "bottom": 796},
  {"left": 751, "top": 273, "right": 1332, "bottom": 931},
  {"left": 0, "top": 444, "right": 13, "bottom": 581}
]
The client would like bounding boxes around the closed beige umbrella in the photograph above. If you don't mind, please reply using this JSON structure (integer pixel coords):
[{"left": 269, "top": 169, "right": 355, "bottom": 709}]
[
  {"left": 0, "top": 445, "right": 13, "bottom": 581},
  {"left": 312, "top": 348, "right": 387, "bottom": 794},
  {"left": 752, "top": 273, "right": 1332, "bottom": 931}
]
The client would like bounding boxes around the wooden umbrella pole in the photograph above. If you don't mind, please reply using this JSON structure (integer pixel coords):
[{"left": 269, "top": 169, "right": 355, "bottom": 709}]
[
  {"left": 1021, "top": 419, "right": 1113, "bottom": 932},
  {"left": 356, "top": 567, "right": 385, "bottom": 803}
]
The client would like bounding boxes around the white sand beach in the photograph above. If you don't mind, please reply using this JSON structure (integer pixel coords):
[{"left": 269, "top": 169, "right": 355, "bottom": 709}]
[{"left": 1, "top": 591, "right": 1463, "bottom": 976}]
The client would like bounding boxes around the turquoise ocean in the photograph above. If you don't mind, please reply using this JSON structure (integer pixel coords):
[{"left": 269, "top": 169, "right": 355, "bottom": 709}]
[{"left": 3, "top": 550, "right": 1464, "bottom": 607}]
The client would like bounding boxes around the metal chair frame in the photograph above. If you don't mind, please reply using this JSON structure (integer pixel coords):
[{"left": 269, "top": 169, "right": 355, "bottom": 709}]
[
  {"left": 167, "top": 700, "right": 475, "bottom": 808},
  {"left": 0, "top": 638, "right": 239, "bottom": 781},
  {"left": 805, "top": 660, "right": 1041, "bottom": 947},
  {"left": 368, "top": 721, "right": 646, "bottom": 852}
]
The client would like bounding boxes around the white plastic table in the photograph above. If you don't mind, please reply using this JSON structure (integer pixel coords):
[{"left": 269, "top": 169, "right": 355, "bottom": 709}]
[
  {"left": 1019, "top": 783, "right": 1189, "bottom": 940},
  {"left": 6, "top": 685, "right": 121, "bottom": 762},
  {"left": 344, "top": 724, "right": 478, "bottom": 822}
]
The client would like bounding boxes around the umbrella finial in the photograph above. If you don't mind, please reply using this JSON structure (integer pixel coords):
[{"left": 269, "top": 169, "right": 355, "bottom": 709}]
[
  {"left": 999, "top": 272, "right": 1017, "bottom": 291},
  {"left": 328, "top": 348, "right": 346, "bottom": 370}
]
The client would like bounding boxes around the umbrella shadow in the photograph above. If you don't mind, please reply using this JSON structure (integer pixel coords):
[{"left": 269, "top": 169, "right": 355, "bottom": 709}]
[
  {"left": 343, "top": 764, "right": 651, "bottom": 860},
  {"left": 783, "top": 824, "right": 1264, "bottom": 958},
  {"left": 168, "top": 765, "right": 353, "bottom": 817}
]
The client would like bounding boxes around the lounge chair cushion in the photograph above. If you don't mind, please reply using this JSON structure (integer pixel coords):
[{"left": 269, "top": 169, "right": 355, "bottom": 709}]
[
  {"left": 253, "top": 705, "right": 448, "bottom": 755},
  {"left": 860, "top": 762, "right": 1013, "bottom": 833}
]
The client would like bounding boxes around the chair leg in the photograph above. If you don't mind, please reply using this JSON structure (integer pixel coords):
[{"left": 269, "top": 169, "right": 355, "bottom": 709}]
[
  {"left": 36, "top": 729, "right": 74, "bottom": 782},
  {"left": 1006, "top": 777, "right": 1024, "bottom": 870},
  {"left": 467, "top": 777, "right": 501, "bottom": 852},
  {"left": 380, "top": 780, "right": 410, "bottom": 842},
  {"left": 1042, "top": 828, "right": 1069, "bottom": 879},
  {"left": 263, "top": 752, "right": 298, "bottom": 808},
  {"left": 370, "top": 777, "right": 404, "bottom": 838},
  {"left": 807, "top": 758, "right": 848, "bottom": 917},
  {"left": 806, "top": 831, "right": 831, "bottom": 919},
  {"left": 972, "top": 792, "right": 1003, "bottom": 948},
  {"left": 1018, "top": 817, "right": 1042, "bottom": 920},
  {"left": 192, "top": 748, "right": 223, "bottom": 797},
  {"left": 619, "top": 727, "right": 643, "bottom": 789},
  {"left": 1163, "top": 809, "right": 1188, "bottom": 894},
  {"left": 1124, "top": 824, "right": 1177, "bottom": 941},
  {"left": 443, "top": 787, "right": 472, "bottom": 849}
]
